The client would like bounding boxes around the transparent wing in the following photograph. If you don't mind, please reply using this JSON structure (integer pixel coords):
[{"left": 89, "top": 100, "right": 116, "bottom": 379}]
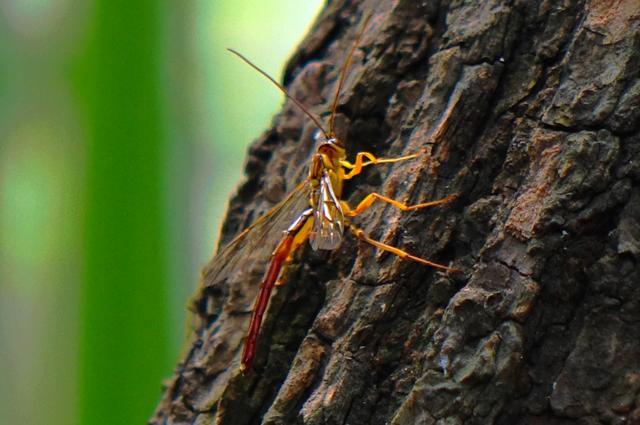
[
  {"left": 198, "top": 180, "right": 311, "bottom": 311},
  {"left": 309, "top": 173, "right": 344, "bottom": 250},
  {"left": 186, "top": 181, "right": 311, "bottom": 372}
]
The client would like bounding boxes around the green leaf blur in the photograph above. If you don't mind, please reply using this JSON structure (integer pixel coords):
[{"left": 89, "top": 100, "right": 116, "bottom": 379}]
[{"left": 77, "top": 1, "right": 171, "bottom": 423}]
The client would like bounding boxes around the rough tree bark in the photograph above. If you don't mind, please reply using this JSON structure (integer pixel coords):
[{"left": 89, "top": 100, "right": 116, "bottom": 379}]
[{"left": 152, "top": 1, "right": 640, "bottom": 424}]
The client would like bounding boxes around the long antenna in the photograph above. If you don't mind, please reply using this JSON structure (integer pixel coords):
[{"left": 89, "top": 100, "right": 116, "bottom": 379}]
[
  {"left": 227, "top": 48, "right": 329, "bottom": 138},
  {"left": 327, "top": 14, "right": 372, "bottom": 137}
]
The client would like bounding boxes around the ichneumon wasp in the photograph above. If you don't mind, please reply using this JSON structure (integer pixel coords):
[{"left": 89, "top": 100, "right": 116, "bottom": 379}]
[{"left": 216, "top": 15, "right": 458, "bottom": 372}]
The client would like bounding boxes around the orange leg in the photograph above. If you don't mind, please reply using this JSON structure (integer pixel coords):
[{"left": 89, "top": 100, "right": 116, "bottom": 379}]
[
  {"left": 343, "top": 192, "right": 457, "bottom": 217},
  {"left": 240, "top": 209, "right": 312, "bottom": 373},
  {"left": 341, "top": 151, "right": 420, "bottom": 180},
  {"left": 348, "top": 225, "right": 459, "bottom": 272}
]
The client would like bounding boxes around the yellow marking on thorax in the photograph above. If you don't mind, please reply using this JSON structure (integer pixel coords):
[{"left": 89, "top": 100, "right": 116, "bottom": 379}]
[
  {"left": 309, "top": 143, "right": 348, "bottom": 206},
  {"left": 324, "top": 152, "right": 345, "bottom": 199}
]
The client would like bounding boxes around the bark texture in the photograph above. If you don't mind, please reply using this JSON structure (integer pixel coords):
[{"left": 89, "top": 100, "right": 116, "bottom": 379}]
[{"left": 152, "top": 1, "right": 640, "bottom": 424}]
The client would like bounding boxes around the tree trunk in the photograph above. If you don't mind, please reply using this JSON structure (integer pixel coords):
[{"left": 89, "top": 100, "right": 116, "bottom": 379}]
[{"left": 152, "top": 1, "right": 640, "bottom": 424}]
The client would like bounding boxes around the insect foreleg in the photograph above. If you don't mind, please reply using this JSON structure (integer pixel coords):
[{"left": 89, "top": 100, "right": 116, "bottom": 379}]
[
  {"left": 342, "top": 151, "right": 421, "bottom": 179},
  {"left": 240, "top": 209, "right": 313, "bottom": 373},
  {"left": 347, "top": 224, "right": 459, "bottom": 272},
  {"left": 341, "top": 192, "right": 457, "bottom": 218}
]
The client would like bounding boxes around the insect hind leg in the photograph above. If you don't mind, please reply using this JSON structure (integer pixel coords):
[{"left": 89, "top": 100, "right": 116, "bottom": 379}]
[{"left": 347, "top": 224, "right": 459, "bottom": 272}]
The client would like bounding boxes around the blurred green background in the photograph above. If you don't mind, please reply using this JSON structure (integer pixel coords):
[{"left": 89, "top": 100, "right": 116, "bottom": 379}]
[{"left": 0, "top": 1, "right": 321, "bottom": 424}]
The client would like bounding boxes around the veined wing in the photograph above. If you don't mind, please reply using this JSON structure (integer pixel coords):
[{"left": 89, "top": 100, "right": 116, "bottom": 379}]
[
  {"left": 215, "top": 180, "right": 308, "bottom": 257},
  {"left": 309, "top": 172, "right": 344, "bottom": 251},
  {"left": 198, "top": 180, "right": 311, "bottom": 312},
  {"left": 185, "top": 181, "right": 310, "bottom": 373}
]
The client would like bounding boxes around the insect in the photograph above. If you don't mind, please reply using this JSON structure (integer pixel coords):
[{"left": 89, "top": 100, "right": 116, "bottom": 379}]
[{"left": 218, "top": 16, "right": 458, "bottom": 373}]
